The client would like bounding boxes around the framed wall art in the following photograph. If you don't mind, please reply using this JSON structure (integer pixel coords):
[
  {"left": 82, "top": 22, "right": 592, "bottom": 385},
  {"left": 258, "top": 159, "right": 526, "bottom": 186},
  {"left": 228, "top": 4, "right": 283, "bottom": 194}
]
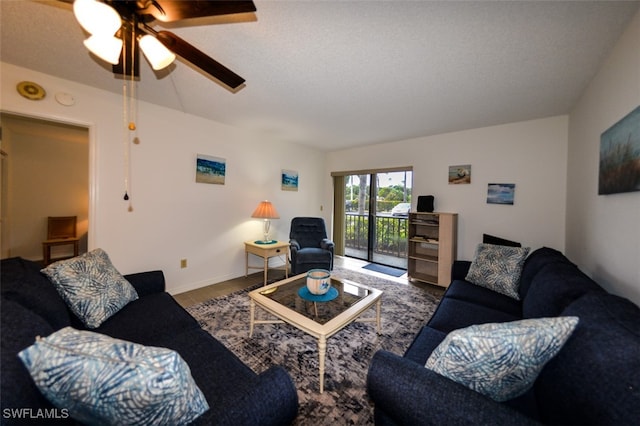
[
  {"left": 281, "top": 169, "right": 298, "bottom": 191},
  {"left": 598, "top": 105, "right": 640, "bottom": 195},
  {"left": 196, "top": 154, "right": 226, "bottom": 185},
  {"left": 449, "top": 164, "right": 471, "bottom": 184},
  {"left": 487, "top": 183, "right": 515, "bottom": 205}
]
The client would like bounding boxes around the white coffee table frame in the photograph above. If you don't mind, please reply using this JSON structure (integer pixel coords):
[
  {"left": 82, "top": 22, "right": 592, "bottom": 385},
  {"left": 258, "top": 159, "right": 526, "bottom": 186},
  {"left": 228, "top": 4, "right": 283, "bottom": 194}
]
[{"left": 248, "top": 273, "right": 383, "bottom": 393}]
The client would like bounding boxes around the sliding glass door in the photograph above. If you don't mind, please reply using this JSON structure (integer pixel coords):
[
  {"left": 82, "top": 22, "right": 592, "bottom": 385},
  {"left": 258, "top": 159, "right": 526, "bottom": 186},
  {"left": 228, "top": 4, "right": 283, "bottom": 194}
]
[
  {"left": 342, "top": 169, "right": 412, "bottom": 269},
  {"left": 344, "top": 174, "right": 370, "bottom": 261}
]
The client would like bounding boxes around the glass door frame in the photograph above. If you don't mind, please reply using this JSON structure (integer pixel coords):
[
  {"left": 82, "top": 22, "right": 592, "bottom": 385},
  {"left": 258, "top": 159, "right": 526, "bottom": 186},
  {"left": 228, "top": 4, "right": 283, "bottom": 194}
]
[{"left": 332, "top": 167, "right": 412, "bottom": 269}]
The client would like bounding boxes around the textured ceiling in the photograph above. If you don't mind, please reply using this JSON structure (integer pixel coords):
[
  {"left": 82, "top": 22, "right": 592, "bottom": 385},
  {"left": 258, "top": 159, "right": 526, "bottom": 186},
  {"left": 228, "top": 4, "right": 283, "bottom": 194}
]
[{"left": 1, "top": 1, "right": 638, "bottom": 151}]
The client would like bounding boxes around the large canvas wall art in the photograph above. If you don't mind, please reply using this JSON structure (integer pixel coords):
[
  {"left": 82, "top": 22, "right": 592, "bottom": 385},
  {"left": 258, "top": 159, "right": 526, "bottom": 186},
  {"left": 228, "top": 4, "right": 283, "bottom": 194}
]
[{"left": 599, "top": 105, "right": 640, "bottom": 195}]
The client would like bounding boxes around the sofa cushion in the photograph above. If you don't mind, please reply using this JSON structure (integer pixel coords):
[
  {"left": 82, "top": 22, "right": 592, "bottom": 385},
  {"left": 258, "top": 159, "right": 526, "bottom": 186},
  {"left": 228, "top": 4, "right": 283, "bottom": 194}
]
[
  {"left": 124, "top": 270, "right": 166, "bottom": 297},
  {"left": 445, "top": 280, "right": 522, "bottom": 317},
  {"left": 465, "top": 244, "right": 530, "bottom": 300},
  {"left": 140, "top": 327, "right": 269, "bottom": 424},
  {"left": 41, "top": 249, "right": 138, "bottom": 328},
  {"left": 94, "top": 292, "right": 201, "bottom": 342},
  {"left": 425, "top": 317, "right": 579, "bottom": 402},
  {"left": 0, "top": 299, "right": 62, "bottom": 423},
  {"left": 522, "top": 262, "right": 603, "bottom": 319},
  {"left": 1, "top": 257, "right": 71, "bottom": 329},
  {"left": 427, "top": 297, "right": 521, "bottom": 333},
  {"left": 535, "top": 292, "right": 640, "bottom": 425},
  {"left": 518, "top": 247, "right": 572, "bottom": 299},
  {"left": 18, "top": 327, "right": 209, "bottom": 426},
  {"left": 404, "top": 326, "right": 447, "bottom": 365}
]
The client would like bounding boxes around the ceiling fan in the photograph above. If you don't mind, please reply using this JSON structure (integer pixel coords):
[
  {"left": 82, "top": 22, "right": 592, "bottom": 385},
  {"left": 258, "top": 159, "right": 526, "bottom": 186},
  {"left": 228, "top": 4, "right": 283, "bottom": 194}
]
[{"left": 63, "top": 0, "right": 256, "bottom": 90}]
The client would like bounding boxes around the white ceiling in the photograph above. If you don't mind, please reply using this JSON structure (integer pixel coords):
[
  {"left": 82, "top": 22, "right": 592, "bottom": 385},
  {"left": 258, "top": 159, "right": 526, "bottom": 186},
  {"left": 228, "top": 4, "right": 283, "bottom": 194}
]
[{"left": 1, "top": 0, "right": 638, "bottom": 151}]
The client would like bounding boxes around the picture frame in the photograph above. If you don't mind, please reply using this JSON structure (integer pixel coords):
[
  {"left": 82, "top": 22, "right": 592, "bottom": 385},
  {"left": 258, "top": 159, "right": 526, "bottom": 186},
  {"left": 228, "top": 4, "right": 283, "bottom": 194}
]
[
  {"left": 449, "top": 164, "right": 471, "bottom": 184},
  {"left": 281, "top": 169, "right": 298, "bottom": 191},
  {"left": 487, "top": 183, "right": 515, "bottom": 205},
  {"left": 196, "top": 154, "right": 225, "bottom": 185},
  {"left": 598, "top": 105, "right": 640, "bottom": 195}
]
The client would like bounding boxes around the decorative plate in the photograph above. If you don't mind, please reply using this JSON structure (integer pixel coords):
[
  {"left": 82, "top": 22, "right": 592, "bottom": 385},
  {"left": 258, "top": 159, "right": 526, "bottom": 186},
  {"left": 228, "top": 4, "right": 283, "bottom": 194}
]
[
  {"left": 17, "top": 81, "right": 46, "bottom": 101},
  {"left": 298, "top": 286, "right": 339, "bottom": 302}
]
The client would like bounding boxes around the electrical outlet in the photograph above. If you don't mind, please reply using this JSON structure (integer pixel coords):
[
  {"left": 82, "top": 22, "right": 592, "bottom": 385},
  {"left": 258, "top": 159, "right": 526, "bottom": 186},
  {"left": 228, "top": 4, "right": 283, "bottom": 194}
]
[{"left": 180, "top": 259, "right": 187, "bottom": 268}]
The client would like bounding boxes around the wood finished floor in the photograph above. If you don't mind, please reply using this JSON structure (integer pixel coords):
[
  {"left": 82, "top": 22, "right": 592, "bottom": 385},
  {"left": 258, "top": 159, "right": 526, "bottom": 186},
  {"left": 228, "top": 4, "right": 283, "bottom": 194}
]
[{"left": 173, "top": 255, "right": 445, "bottom": 308}]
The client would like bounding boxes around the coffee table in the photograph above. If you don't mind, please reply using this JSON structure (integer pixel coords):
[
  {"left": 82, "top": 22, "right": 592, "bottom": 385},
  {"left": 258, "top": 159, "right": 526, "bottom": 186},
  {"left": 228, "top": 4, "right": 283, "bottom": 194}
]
[{"left": 248, "top": 273, "right": 383, "bottom": 393}]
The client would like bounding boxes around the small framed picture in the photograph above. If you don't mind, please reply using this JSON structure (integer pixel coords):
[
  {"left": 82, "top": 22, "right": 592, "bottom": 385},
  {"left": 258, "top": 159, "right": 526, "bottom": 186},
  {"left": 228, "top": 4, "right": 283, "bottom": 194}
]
[
  {"left": 449, "top": 165, "right": 471, "bottom": 184},
  {"left": 281, "top": 169, "right": 298, "bottom": 191},
  {"left": 196, "top": 154, "right": 225, "bottom": 185},
  {"left": 487, "top": 183, "right": 515, "bottom": 205}
]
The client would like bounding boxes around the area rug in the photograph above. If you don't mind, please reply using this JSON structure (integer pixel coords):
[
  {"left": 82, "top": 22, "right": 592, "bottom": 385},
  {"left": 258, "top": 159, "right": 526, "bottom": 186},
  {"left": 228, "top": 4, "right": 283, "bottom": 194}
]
[
  {"left": 186, "top": 266, "right": 441, "bottom": 425},
  {"left": 362, "top": 263, "right": 406, "bottom": 277}
]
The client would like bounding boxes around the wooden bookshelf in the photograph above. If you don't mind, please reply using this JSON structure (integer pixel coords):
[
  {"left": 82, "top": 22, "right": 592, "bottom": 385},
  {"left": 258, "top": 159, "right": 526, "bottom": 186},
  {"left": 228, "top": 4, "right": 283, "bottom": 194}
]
[{"left": 407, "top": 212, "right": 457, "bottom": 287}]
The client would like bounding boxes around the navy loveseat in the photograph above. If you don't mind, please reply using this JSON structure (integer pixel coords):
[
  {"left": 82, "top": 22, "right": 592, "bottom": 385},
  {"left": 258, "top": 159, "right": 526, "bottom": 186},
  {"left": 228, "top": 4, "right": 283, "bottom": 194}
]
[
  {"left": 1, "top": 257, "right": 298, "bottom": 425},
  {"left": 367, "top": 247, "right": 640, "bottom": 425}
]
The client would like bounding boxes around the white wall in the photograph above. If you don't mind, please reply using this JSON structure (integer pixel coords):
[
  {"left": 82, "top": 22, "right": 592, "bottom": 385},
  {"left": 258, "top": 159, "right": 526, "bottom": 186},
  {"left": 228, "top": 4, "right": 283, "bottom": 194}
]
[
  {"left": 1, "top": 63, "right": 325, "bottom": 294},
  {"left": 566, "top": 11, "right": 640, "bottom": 305},
  {"left": 326, "top": 115, "right": 569, "bottom": 262}
]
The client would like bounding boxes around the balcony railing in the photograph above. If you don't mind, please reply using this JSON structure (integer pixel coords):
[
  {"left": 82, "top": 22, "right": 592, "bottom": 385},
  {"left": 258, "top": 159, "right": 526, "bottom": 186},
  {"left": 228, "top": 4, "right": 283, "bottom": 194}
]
[{"left": 344, "top": 213, "right": 408, "bottom": 264}]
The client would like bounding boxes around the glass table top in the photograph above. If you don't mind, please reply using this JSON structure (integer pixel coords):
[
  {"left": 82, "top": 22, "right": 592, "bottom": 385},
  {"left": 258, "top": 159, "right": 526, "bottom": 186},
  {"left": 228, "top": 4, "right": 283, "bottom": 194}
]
[{"left": 256, "top": 275, "right": 375, "bottom": 325}]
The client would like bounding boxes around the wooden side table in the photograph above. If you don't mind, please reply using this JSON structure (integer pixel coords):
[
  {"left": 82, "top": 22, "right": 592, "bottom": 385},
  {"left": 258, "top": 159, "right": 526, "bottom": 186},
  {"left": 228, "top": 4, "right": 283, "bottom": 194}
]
[{"left": 245, "top": 240, "right": 290, "bottom": 286}]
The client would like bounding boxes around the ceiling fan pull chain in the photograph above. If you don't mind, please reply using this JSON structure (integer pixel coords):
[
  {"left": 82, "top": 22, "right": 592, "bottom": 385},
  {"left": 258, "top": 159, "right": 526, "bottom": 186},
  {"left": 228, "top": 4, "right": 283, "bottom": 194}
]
[
  {"left": 122, "top": 36, "right": 132, "bottom": 211},
  {"left": 128, "top": 28, "right": 137, "bottom": 132},
  {"left": 122, "top": 78, "right": 130, "bottom": 204},
  {"left": 127, "top": 26, "right": 136, "bottom": 212}
]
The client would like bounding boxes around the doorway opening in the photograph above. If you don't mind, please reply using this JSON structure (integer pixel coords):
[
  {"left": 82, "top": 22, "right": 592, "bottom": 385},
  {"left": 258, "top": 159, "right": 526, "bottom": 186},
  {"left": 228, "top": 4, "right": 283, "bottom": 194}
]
[{"left": 0, "top": 112, "right": 90, "bottom": 262}]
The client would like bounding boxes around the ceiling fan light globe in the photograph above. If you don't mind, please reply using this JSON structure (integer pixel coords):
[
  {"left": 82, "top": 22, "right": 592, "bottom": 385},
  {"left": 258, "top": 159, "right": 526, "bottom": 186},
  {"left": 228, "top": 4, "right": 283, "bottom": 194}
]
[
  {"left": 73, "top": 0, "right": 121, "bottom": 36},
  {"left": 139, "top": 35, "right": 176, "bottom": 70},
  {"left": 83, "top": 35, "right": 123, "bottom": 65}
]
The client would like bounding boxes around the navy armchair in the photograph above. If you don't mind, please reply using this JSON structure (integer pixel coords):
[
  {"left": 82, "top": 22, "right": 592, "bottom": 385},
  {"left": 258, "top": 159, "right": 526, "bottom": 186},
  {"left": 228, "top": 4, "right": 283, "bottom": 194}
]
[{"left": 289, "top": 217, "right": 334, "bottom": 275}]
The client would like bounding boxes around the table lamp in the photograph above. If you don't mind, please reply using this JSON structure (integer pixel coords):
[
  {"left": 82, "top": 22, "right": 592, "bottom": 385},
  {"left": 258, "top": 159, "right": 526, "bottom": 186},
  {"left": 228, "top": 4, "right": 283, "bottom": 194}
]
[{"left": 251, "top": 200, "right": 280, "bottom": 244}]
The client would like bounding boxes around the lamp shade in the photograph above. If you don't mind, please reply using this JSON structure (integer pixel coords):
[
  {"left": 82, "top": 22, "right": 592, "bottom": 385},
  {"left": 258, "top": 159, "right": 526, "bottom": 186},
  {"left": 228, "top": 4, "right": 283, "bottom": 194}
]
[
  {"left": 251, "top": 201, "right": 280, "bottom": 219},
  {"left": 74, "top": 0, "right": 121, "bottom": 36},
  {"left": 83, "top": 35, "right": 123, "bottom": 65},
  {"left": 139, "top": 35, "right": 176, "bottom": 70}
]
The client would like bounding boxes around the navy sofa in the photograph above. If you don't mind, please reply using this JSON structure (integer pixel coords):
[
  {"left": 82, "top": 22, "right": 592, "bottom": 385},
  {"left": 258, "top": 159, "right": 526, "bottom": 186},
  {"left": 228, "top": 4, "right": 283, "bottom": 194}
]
[
  {"left": 367, "top": 247, "right": 640, "bottom": 425},
  {"left": 1, "top": 257, "right": 298, "bottom": 425}
]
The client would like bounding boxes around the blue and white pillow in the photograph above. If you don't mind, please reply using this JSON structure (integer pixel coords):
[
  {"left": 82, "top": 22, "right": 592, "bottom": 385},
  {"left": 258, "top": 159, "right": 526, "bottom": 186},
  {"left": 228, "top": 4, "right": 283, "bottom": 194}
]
[
  {"left": 425, "top": 317, "right": 579, "bottom": 401},
  {"left": 465, "top": 243, "right": 530, "bottom": 299},
  {"left": 18, "top": 327, "right": 209, "bottom": 425},
  {"left": 41, "top": 248, "right": 138, "bottom": 328}
]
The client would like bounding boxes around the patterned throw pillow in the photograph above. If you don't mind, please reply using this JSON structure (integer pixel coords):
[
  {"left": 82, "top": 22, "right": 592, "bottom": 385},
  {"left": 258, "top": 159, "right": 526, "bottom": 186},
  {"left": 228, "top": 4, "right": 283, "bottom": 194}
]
[
  {"left": 425, "top": 317, "right": 579, "bottom": 401},
  {"left": 18, "top": 327, "right": 209, "bottom": 425},
  {"left": 465, "top": 243, "right": 530, "bottom": 299},
  {"left": 41, "top": 248, "right": 138, "bottom": 328}
]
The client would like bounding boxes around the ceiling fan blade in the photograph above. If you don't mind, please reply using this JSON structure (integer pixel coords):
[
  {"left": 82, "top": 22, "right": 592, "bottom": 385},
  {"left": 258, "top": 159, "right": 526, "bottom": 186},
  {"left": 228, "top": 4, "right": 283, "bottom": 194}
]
[
  {"left": 148, "top": 1, "right": 256, "bottom": 23},
  {"left": 155, "top": 30, "right": 245, "bottom": 89}
]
